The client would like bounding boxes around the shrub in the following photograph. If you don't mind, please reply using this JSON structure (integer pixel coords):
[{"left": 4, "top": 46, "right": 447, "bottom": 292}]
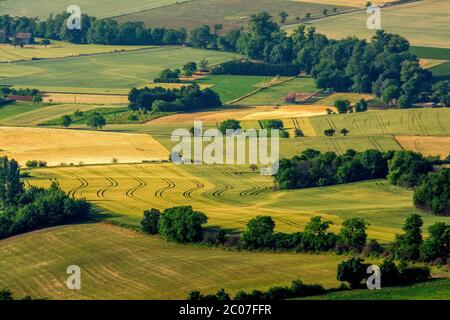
[
  {"left": 141, "top": 208, "right": 161, "bottom": 234},
  {"left": 387, "top": 151, "right": 433, "bottom": 187},
  {"left": 413, "top": 169, "right": 449, "bottom": 215},
  {"left": 336, "top": 258, "right": 369, "bottom": 288},
  {"left": 394, "top": 214, "right": 423, "bottom": 261},
  {"left": 219, "top": 119, "right": 241, "bottom": 134},
  {"left": 240, "top": 216, "right": 275, "bottom": 250},
  {"left": 158, "top": 206, "right": 207, "bottom": 243}
]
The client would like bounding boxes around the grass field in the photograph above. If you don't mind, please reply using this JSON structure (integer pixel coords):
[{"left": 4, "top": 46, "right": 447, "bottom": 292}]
[
  {"left": 236, "top": 77, "right": 318, "bottom": 106},
  {"left": 116, "top": 0, "right": 353, "bottom": 31},
  {"left": 26, "top": 163, "right": 450, "bottom": 242},
  {"left": 0, "top": 103, "right": 123, "bottom": 126},
  {"left": 299, "top": 279, "right": 450, "bottom": 300},
  {"left": 0, "top": 102, "right": 43, "bottom": 122},
  {"left": 314, "top": 93, "right": 374, "bottom": 106},
  {"left": 0, "top": 47, "right": 238, "bottom": 91},
  {"left": 0, "top": 223, "right": 345, "bottom": 299},
  {"left": 0, "top": 41, "right": 150, "bottom": 62},
  {"left": 302, "top": 108, "right": 450, "bottom": 137},
  {"left": 196, "top": 75, "right": 273, "bottom": 103},
  {"left": 395, "top": 136, "right": 450, "bottom": 158},
  {"left": 0, "top": 0, "right": 190, "bottom": 19},
  {"left": 284, "top": 0, "right": 450, "bottom": 49},
  {"left": 0, "top": 127, "right": 169, "bottom": 166}
]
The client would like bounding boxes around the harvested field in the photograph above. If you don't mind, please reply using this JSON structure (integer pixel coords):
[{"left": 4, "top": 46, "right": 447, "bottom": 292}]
[
  {"left": 0, "top": 127, "right": 169, "bottom": 166},
  {"left": 0, "top": 223, "right": 343, "bottom": 299},
  {"left": 26, "top": 164, "right": 450, "bottom": 242},
  {"left": 43, "top": 93, "right": 128, "bottom": 105},
  {"left": 395, "top": 136, "right": 450, "bottom": 158},
  {"left": 149, "top": 105, "right": 331, "bottom": 124}
]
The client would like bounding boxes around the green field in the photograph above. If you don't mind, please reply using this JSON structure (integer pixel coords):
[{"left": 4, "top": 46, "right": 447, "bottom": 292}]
[
  {"left": 0, "top": 103, "right": 123, "bottom": 126},
  {"left": 0, "top": 47, "right": 238, "bottom": 91},
  {"left": 430, "top": 62, "right": 450, "bottom": 81},
  {"left": 196, "top": 75, "right": 273, "bottom": 104},
  {"left": 236, "top": 77, "right": 318, "bottom": 105},
  {"left": 0, "top": 41, "right": 150, "bottom": 62},
  {"left": 411, "top": 46, "right": 450, "bottom": 60},
  {"left": 300, "top": 279, "right": 450, "bottom": 300},
  {"left": 116, "top": 0, "right": 353, "bottom": 31},
  {"left": 0, "top": 0, "right": 190, "bottom": 19},
  {"left": 302, "top": 108, "right": 450, "bottom": 137},
  {"left": 0, "top": 223, "right": 345, "bottom": 299},
  {"left": 26, "top": 163, "right": 450, "bottom": 242},
  {"left": 0, "top": 103, "right": 44, "bottom": 122},
  {"left": 284, "top": 0, "right": 450, "bottom": 49}
]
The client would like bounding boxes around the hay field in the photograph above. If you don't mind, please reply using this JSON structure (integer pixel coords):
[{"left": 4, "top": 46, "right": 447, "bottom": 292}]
[
  {"left": 305, "top": 108, "right": 450, "bottom": 137},
  {"left": 0, "top": 127, "right": 169, "bottom": 166},
  {"left": 314, "top": 93, "right": 374, "bottom": 106},
  {"left": 395, "top": 136, "right": 450, "bottom": 158},
  {"left": 0, "top": 103, "right": 43, "bottom": 122},
  {"left": 0, "top": 0, "right": 189, "bottom": 19},
  {"left": 0, "top": 104, "right": 123, "bottom": 126},
  {"left": 43, "top": 93, "right": 128, "bottom": 105},
  {"left": 116, "top": 0, "right": 353, "bottom": 31},
  {"left": 0, "top": 223, "right": 344, "bottom": 299},
  {"left": 0, "top": 47, "right": 238, "bottom": 91},
  {"left": 284, "top": 0, "right": 450, "bottom": 49},
  {"left": 26, "top": 163, "right": 450, "bottom": 242},
  {"left": 149, "top": 105, "right": 330, "bottom": 124},
  {"left": 0, "top": 41, "right": 150, "bottom": 63}
]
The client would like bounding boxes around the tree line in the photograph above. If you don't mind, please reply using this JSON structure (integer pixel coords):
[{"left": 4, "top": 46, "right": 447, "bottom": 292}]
[
  {"left": 0, "top": 13, "right": 186, "bottom": 45},
  {"left": 0, "top": 157, "right": 91, "bottom": 239},
  {"left": 140, "top": 205, "right": 449, "bottom": 264},
  {"left": 128, "top": 83, "right": 222, "bottom": 112}
]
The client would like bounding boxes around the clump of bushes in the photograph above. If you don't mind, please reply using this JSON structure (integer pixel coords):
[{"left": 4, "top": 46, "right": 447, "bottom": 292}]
[
  {"left": 141, "top": 206, "right": 207, "bottom": 243},
  {"left": 0, "top": 157, "right": 91, "bottom": 240},
  {"left": 25, "top": 160, "right": 47, "bottom": 168},
  {"left": 413, "top": 169, "right": 449, "bottom": 216},
  {"left": 188, "top": 280, "right": 325, "bottom": 301},
  {"left": 337, "top": 257, "right": 431, "bottom": 289}
]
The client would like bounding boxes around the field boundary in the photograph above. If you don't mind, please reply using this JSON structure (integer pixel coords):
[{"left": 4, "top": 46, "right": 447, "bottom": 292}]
[{"left": 229, "top": 76, "right": 296, "bottom": 105}]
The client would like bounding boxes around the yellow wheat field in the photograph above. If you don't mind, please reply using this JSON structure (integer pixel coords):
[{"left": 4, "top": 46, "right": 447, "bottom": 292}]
[
  {"left": 150, "top": 105, "right": 331, "bottom": 124},
  {"left": 0, "top": 127, "right": 169, "bottom": 166},
  {"left": 44, "top": 93, "right": 128, "bottom": 105},
  {"left": 395, "top": 136, "right": 450, "bottom": 158}
]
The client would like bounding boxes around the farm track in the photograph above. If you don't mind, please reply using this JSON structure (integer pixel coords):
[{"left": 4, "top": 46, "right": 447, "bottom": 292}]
[
  {"left": 163, "top": 166, "right": 205, "bottom": 199},
  {"left": 60, "top": 170, "right": 89, "bottom": 198},
  {"left": 111, "top": 167, "right": 148, "bottom": 202},
  {"left": 84, "top": 168, "right": 118, "bottom": 199}
]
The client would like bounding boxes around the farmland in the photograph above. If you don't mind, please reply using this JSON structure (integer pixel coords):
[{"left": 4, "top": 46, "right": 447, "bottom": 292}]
[
  {"left": 0, "top": 127, "right": 169, "bottom": 166},
  {"left": 26, "top": 163, "right": 450, "bottom": 242},
  {"left": 0, "top": 47, "right": 238, "bottom": 91},
  {"left": 196, "top": 75, "right": 274, "bottom": 103},
  {"left": 0, "top": 103, "right": 123, "bottom": 126},
  {"left": 395, "top": 136, "right": 450, "bottom": 158},
  {"left": 0, "top": 223, "right": 344, "bottom": 299},
  {"left": 0, "top": 0, "right": 190, "bottom": 19},
  {"left": 236, "top": 77, "right": 318, "bottom": 106},
  {"left": 284, "top": 0, "right": 450, "bottom": 49},
  {"left": 0, "top": 41, "right": 150, "bottom": 63},
  {"left": 115, "top": 0, "right": 353, "bottom": 31},
  {"left": 299, "top": 278, "right": 450, "bottom": 300},
  {"left": 302, "top": 108, "right": 450, "bottom": 137}
]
